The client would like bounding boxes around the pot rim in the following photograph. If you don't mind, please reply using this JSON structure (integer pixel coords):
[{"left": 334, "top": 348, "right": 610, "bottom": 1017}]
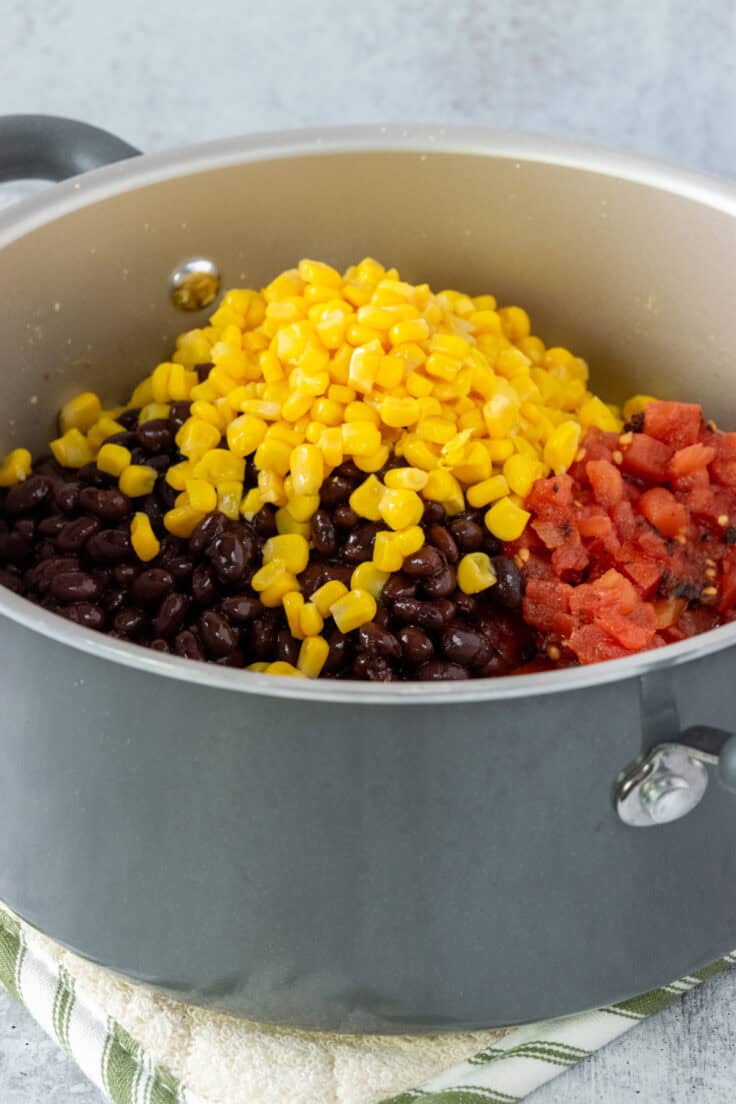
[{"left": 1, "top": 122, "right": 735, "bottom": 705}]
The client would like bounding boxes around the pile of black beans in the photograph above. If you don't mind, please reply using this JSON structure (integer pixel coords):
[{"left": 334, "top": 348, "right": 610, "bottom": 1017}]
[{"left": 0, "top": 403, "right": 534, "bottom": 680}]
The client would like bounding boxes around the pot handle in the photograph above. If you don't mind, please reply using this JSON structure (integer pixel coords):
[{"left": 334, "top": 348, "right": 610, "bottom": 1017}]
[{"left": 0, "top": 115, "right": 140, "bottom": 184}]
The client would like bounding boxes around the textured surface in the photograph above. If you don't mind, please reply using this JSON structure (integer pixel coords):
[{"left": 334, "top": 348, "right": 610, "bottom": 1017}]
[{"left": 1, "top": 0, "right": 735, "bottom": 1099}]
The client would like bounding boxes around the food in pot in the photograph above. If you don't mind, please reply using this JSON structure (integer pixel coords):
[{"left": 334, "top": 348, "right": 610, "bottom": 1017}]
[{"left": 1, "top": 258, "right": 735, "bottom": 679}]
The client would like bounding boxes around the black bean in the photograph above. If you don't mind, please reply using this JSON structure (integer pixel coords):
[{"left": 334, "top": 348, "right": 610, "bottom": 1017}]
[
  {"left": 454, "top": 592, "right": 477, "bottom": 618},
  {"left": 422, "top": 501, "right": 447, "bottom": 526},
  {"left": 192, "top": 563, "right": 217, "bottom": 606},
  {"left": 392, "top": 596, "right": 455, "bottom": 630},
  {"left": 51, "top": 570, "right": 100, "bottom": 603},
  {"left": 174, "top": 629, "right": 204, "bottom": 660},
  {"left": 381, "top": 573, "right": 417, "bottom": 604},
  {"left": 53, "top": 482, "right": 80, "bottom": 513},
  {"left": 199, "top": 610, "right": 237, "bottom": 657},
  {"left": 86, "top": 529, "right": 132, "bottom": 564},
  {"left": 403, "top": 546, "right": 445, "bottom": 577},
  {"left": 146, "top": 453, "right": 172, "bottom": 474},
  {"left": 0, "top": 531, "right": 32, "bottom": 566},
  {"left": 215, "top": 648, "right": 245, "bottom": 668},
  {"left": 476, "top": 653, "right": 515, "bottom": 677},
  {"left": 220, "top": 594, "right": 263, "bottom": 623},
  {"left": 299, "top": 562, "right": 327, "bottom": 596},
  {"left": 398, "top": 626, "right": 435, "bottom": 664},
  {"left": 76, "top": 461, "right": 111, "bottom": 487},
  {"left": 157, "top": 480, "right": 178, "bottom": 511},
  {"left": 168, "top": 402, "right": 192, "bottom": 428},
  {"left": 113, "top": 608, "right": 147, "bottom": 636},
  {"left": 153, "top": 592, "right": 191, "bottom": 637},
  {"left": 341, "top": 523, "right": 379, "bottom": 564},
  {"left": 78, "top": 487, "right": 131, "bottom": 521},
  {"left": 248, "top": 616, "right": 277, "bottom": 660},
  {"left": 352, "top": 653, "right": 397, "bottom": 681},
  {"left": 195, "top": 363, "right": 213, "bottom": 383},
  {"left": 35, "top": 539, "right": 57, "bottom": 562},
  {"left": 483, "top": 532, "right": 503, "bottom": 557},
  {"left": 31, "top": 457, "right": 64, "bottom": 479},
  {"left": 38, "top": 514, "right": 66, "bottom": 537},
  {"left": 421, "top": 564, "right": 457, "bottom": 598},
  {"left": 428, "top": 525, "right": 459, "bottom": 563},
  {"left": 113, "top": 563, "right": 138, "bottom": 584},
  {"left": 132, "top": 568, "right": 175, "bottom": 605},
  {"left": 333, "top": 504, "right": 359, "bottom": 529},
  {"left": 102, "top": 430, "right": 138, "bottom": 449},
  {"left": 57, "top": 602, "right": 105, "bottom": 630},
  {"left": 13, "top": 518, "right": 36, "bottom": 541},
  {"left": 492, "top": 556, "right": 524, "bottom": 608},
  {"left": 449, "top": 517, "right": 485, "bottom": 552},
  {"left": 253, "top": 505, "right": 277, "bottom": 538},
  {"left": 137, "top": 419, "right": 174, "bottom": 453},
  {"left": 276, "top": 629, "right": 300, "bottom": 666},
  {"left": 102, "top": 586, "right": 127, "bottom": 614},
  {"left": 320, "top": 475, "right": 353, "bottom": 507},
  {"left": 310, "top": 509, "right": 337, "bottom": 556},
  {"left": 189, "top": 512, "right": 226, "bottom": 556},
  {"left": 56, "top": 516, "right": 101, "bottom": 552},
  {"left": 416, "top": 660, "right": 469, "bottom": 680},
  {"left": 357, "top": 622, "right": 401, "bottom": 659},
  {"left": 4, "top": 475, "right": 51, "bottom": 515},
  {"left": 373, "top": 602, "right": 391, "bottom": 629},
  {"left": 149, "top": 638, "right": 170, "bottom": 653},
  {"left": 441, "top": 625, "right": 490, "bottom": 666},
  {"left": 320, "top": 629, "right": 352, "bottom": 675},
  {"left": 207, "top": 533, "right": 248, "bottom": 583},
  {"left": 320, "top": 562, "right": 354, "bottom": 587},
  {"left": 117, "top": 408, "right": 140, "bottom": 429},
  {"left": 0, "top": 568, "right": 22, "bottom": 593}
]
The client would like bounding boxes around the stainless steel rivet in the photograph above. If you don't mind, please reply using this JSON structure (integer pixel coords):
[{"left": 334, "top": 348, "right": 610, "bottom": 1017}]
[
  {"left": 169, "top": 258, "right": 221, "bottom": 312},
  {"left": 616, "top": 744, "right": 709, "bottom": 827}
]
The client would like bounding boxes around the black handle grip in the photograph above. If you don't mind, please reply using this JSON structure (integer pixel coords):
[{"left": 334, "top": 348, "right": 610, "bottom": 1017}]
[{"left": 0, "top": 115, "right": 140, "bottom": 184}]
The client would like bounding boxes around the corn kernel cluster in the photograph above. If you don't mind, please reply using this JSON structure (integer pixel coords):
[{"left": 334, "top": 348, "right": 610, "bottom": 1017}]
[{"left": 2, "top": 258, "right": 647, "bottom": 678}]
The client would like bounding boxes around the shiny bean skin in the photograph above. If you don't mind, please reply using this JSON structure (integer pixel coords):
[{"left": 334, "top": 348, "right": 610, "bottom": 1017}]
[
  {"left": 421, "top": 500, "right": 447, "bottom": 526},
  {"left": 381, "top": 573, "right": 417, "bottom": 604},
  {"left": 76, "top": 461, "right": 111, "bottom": 487},
  {"left": 131, "top": 568, "right": 175, "bottom": 605},
  {"left": 356, "top": 622, "right": 401, "bottom": 659},
  {"left": 402, "top": 546, "right": 445, "bottom": 577},
  {"left": 56, "top": 516, "right": 101, "bottom": 552},
  {"left": 319, "top": 475, "right": 353, "bottom": 508},
  {"left": 38, "top": 514, "right": 66, "bottom": 537},
  {"left": 137, "top": 419, "right": 174, "bottom": 453},
  {"left": 276, "top": 629, "right": 300, "bottom": 666},
  {"left": 192, "top": 563, "right": 217, "bottom": 607},
  {"left": 333, "top": 504, "right": 359, "bottom": 529},
  {"left": 174, "top": 630, "right": 204, "bottom": 661},
  {"left": 189, "top": 512, "right": 226, "bottom": 556},
  {"left": 341, "top": 523, "right": 379, "bottom": 564},
  {"left": 441, "top": 625, "right": 491, "bottom": 667},
  {"left": 248, "top": 617, "right": 277, "bottom": 660},
  {"left": 310, "top": 509, "right": 337, "bottom": 556},
  {"left": 397, "top": 626, "right": 434, "bottom": 665},
  {"left": 86, "top": 529, "right": 132, "bottom": 564},
  {"left": 168, "top": 402, "right": 192, "bottom": 429},
  {"left": 50, "top": 570, "right": 100, "bottom": 603},
  {"left": 78, "top": 487, "right": 131, "bottom": 521},
  {"left": 53, "top": 482, "right": 81, "bottom": 513},
  {"left": 492, "top": 556, "right": 524, "bottom": 608},
  {"left": 321, "top": 629, "right": 353, "bottom": 675},
  {"left": 153, "top": 592, "right": 191, "bottom": 637},
  {"left": 352, "top": 654, "right": 396, "bottom": 681},
  {"left": 113, "top": 608, "right": 147, "bottom": 636},
  {"left": 57, "top": 602, "right": 105, "bottom": 630},
  {"left": 220, "top": 594, "right": 264, "bottom": 623},
  {"left": 4, "top": 475, "right": 51, "bottom": 515},
  {"left": 150, "top": 638, "right": 171, "bottom": 653},
  {"left": 421, "top": 564, "right": 457, "bottom": 598},
  {"left": 253, "top": 506, "right": 277, "bottom": 538},
  {"left": 199, "top": 610, "right": 237, "bottom": 657},
  {"left": 117, "top": 408, "right": 140, "bottom": 429},
  {"left": 391, "top": 596, "right": 455, "bottom": 631},
  {"left": 416, "top": 660, "right": 469, "bottom": 680},
  {"left": 428, "top": 525, "right": 459, "bottom": 563},
  {"left": 449, "top": 517, "right": 485, "bottom": 552},
  {"left": 207, "top": 533, "right": 247, "bottom": 583}
]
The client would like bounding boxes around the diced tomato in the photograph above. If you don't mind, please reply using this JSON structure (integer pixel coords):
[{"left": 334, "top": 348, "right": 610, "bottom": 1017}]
[
  {"left": 579, "top": 427, "right": 619, "bottom": 464},
  {"left": 668, "top": 443, "right": 716, "bottom": 478},
  {"left": 620, "top": 434, "right": 673, "bottom": 482},
  {"left": 643, "top": 400, "right": 702, "bottom": 449},
  {"left": 611, "top": 499, "right": 637, "bottom": 540},
  {"left": 662, "top": 605, "right": 720, "bottom": 642},
  {"left": 551, "top": 540, "right": 589, "bottom": 579},
  {"left": 720, "top": 553, "right": 736, "bottom": 612},
  {"left": 568, "top": 569, "right": 639, "bottom": 617},
  {"left": 531, "top": 519, "right": 568, "bottom": 549},
  {"left": 597, "top": 607, "right": 655, "bottom": 651},
  {"left": 619, "top": 557, "right": 664, "bottom": 595},
  {"left": 568, "top": 624, "right": 631, "bottom": 664},
  {"left": 526, "top": 474, "right": 574, "bottom": 512},
  {"left": 522, "top": 578, "right": 575, "bottom": 636},
  {"left": 710, "top": 433, "right": 736, "bottom": 488},
  {"left": 653, "top": 597, "right": 687, "bottom": 630},
  {"left": 577, "top": 513, "right": 614, "bottom": 539},
  {"left": 637, "top": 487, "right": 688, "bottom": 537},
  {"left": 586, "top": 459, "right": 624, "bottom": 507}
]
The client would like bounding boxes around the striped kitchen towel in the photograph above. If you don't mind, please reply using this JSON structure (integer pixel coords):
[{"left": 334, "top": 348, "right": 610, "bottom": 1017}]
[{"left": 0, "top": 904, "right": 733, "bottom": 1104}]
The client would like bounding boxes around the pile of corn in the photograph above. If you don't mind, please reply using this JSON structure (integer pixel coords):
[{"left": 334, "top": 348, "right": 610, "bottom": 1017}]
[{"left": 2, "top": 257, "right": 649, "bottom": 678}]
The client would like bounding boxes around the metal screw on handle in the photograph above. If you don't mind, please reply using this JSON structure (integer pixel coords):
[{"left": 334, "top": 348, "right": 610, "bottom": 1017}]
[{"left": 616, "top": 728, "right": 736, "bottom": 826}]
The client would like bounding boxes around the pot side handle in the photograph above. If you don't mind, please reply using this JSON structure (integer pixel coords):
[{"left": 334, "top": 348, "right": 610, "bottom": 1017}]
[{"left": 0, "top": 115, "right": 140, "bottom": 184}]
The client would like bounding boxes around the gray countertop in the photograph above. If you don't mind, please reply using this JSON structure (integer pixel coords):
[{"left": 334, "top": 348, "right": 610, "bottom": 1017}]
[{"left": 2, "top": 0, "right": 735, "bottom": 1099}]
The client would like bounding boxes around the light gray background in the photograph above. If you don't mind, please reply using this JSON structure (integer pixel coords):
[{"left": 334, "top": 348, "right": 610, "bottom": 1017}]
[{"left": 1, "top": 0, "right": 735, "bottom": 1099}]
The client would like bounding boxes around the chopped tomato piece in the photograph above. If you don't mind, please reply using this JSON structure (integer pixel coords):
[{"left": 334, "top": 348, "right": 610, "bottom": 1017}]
[
  {"left": 643, "top": 400, "right": 702, "bottom": 449},
  {"left": 620, "top": 434, "right": 673, "bottom": 482},
  {"left": 668, "top": 442, "right": 716, "bottom": 477},
  {"left": 531, "top": 519, "right": 568, "bottom": 549},
  {"left": 720, "top": 553, "right": 736, "bottom": 612},
  {"left": 526, "top": 474, "right": 574, "bottom": 512},
  {"left": 551, "top": 541, "right": 589, "bottom": 579},
  {"left": 568, "top": 624, "right": 631, "bottom": 663},
  {"left": 586, "top": 459, "right": 624, "bottom": 507},
  {"left": 577, "top": 513, "right": 614, "bottom": 538},
  {"left": 710, "top": 433, "right": 736, "bottom": 488},
  {"left": 619, "top": 557, "right": 664, "bottom": 595},
  {"left": 654, "top": 597, "right": 687, "bottom": 630},
  {"left": 637, "top": 487, "right": 688, "bottom": 537}
]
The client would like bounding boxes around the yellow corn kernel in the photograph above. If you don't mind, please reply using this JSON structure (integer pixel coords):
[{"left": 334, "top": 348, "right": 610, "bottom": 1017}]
[
  {"left": 578, "top": 396, "right": 621, "bottom": 433},
  {"left": 503, "top": 453, "right": 543, "bottom": 497},
  {"left": 452, "top": 443, "right": 493, "bottom": 485},
  {"left": 373, "top": 530, "right": 404, "bottom": 572},
  {"left": 87, "top": 417, "right": 126, "bottom": 450},
  {"left": 379, "top": 488, "right": 424, "bottom": 531},
  {"left": 310, "top": 397, "right": 344, "bottom": 426},
  {"left": 259, "top": 348, "right": 285, "bottom": 382},
  {"left": 355, "top": 445, "right": 390, "bottom": 473},
  {"left": 275, "top": 507, "right": 311, "bottom": 537},
  {"left": 457, "top": 552, "right": 498, "bottom": 594},
  {"left": 285, "top": 492, "right": 320, "bottom": 521},
  {"left": 328, "top": 383, "right": 356, "bottom": 404},
  {"left": 375, "top": 355, "right": 405, "bottom": 390},
  {"left": 305, "top": 421, "right": 326, "bottom": 444},
  {"left": 189, "top": 381, "right": 217, "bottom": 403},
  {"left": 394, "top": 525, "right": 424, "bottom": 556},
  {"left": 341, "top": 422, "right": 381, "bottom": 456},
  {"left": 330, "top": 588, "right": 377, "bottom": 633},
  {"left": 138, "top": 402, "right": 171, "bottom": 425},
  {"left": 240, "top": 487, "right": 263, "bottom": 519},
  {"left": 50, "top": 429, "right": 93, "bottom": 469},
  {"left": 265, "top": 661, "right": 306, "bottom": 677},
  {"left": 163, "top": 506, "right": 206, "bottom": 538},
  {"left": 299, "top": 603, "right": 324, "bottom": 637},
  {"left": 379, "top": 396, "right": 421, "bottom": 428},
  {"left": 290, "top": 443, "right": 324, "bottom": 495},
  {"left": 168, "top": 363, "right": 198, "bottom": 401},
  {"left": 415, "top": 418, "right": 456, "bottom": 445},
  {"left": 296, "top": 635, "right": 330, "bottom": 678},
  {"left": 356, "top": 305, "right": 396, "bottom": 330},
  {"left": 267, "top": 421, "right": 304, "bottom": 448},
  {"left": 217, "top": 480, "right": 243, "bottom": 520},
  {"left": 119, "top": 464, "right": 157, "bottom": 498},
  {"left": 262, "top": 533, "right": 310, "bottom": 574},
  {"left": 130, "top": 512, "right": 161, "bottom": 563},
  {"left": 543, "top": 420, "right": 582, "bottom": 475},
  {"left": 298, "top": 258, "right": 342, "bottom": 287},
  {"left": 429, "top": 333, "right": 470, "bottom": 358},
  {"left": 344, "top": 401, "right": 380, "bottom": 426},
  {"left": 402, "top": 438, "right": 440, "bottom": 471},
  {"left": 422, "top": 469, "right": 465, "bottom": 515},
  {"left": 348, "top": 341, "right": 383, "bottom": 394},
  {"left": 59, "top": 392, "right": 102, "bottom": 434},
  {"left": 388, "top": 318, "right": 430, "bottom": 346},
  {"left": 351, "top": 562, "right": 390, "bottom": 599},
  {"left": 350, "top": 475, "right": 386, "bottom": 521},
  {"left": 95, "top": 442, "right": 131, "bottom": 477},
  {"left": 251, "top": 559, "right": 289, "bottom": 591},
  {"left": 384, "top": 467, "right": 428, "bottom": 491},
  {"left": 176, "top": 418, "right": 222, "bottom": 461},
  {"left": 317, "top": 426, "right": 344, "bottom": 467},
  {"left": 466, "top": 474, "right": 510, "bottom": 508},
  {"left": 150, "top": 362, "right": 173, "bottom": 403},
  {"left": 189, "top": 400, "right": 223, "bottom": 429},
  {"left": 129, "top": 377, "right": 154, "bottom": 407},
  {"left": 185, "top": 478, "right": 218, "bottom": 512},
  {"left": 283, "top": 591, "right": 305, "bottom": 639},
  {"left": 163, "top": 461, "right": 192, "bottom": 491},
  {"left": 312, "top": 579, "right": 349, "bottom": 617},
  {"left": 254, "top": 438, "right": 292, "bottom": 477},
  {"left": 622, "top": 393, "right": 657, "bottom": 419},
  {"left": 406, "top": 370, "right": 434, "bottom": 398},
  {"left": 247, "top": 662, "right": 270, "bottom": 673},
  {"left": 393, "top": 342, "right": 427, "bottom": 368},
  {"left": 193, "top": 449, "right": 245, "bottom": 483},
  {"left": 258, "top": 469, "right": 287, "bottom": 505},
  {"left": 0, "top": 447, "right": 32, "bottom": 486},
  {"left": 485, "top": 496, "right": 530, "bottom": 541},
  {"left": 498, "top": 305, "right": 531, "bottom": 341},
  {"left": 483, "top": 393, "right": 518, "bottom": 437},
  {"left": 260, "top": 572, "right": 300, "bottom": 607}
]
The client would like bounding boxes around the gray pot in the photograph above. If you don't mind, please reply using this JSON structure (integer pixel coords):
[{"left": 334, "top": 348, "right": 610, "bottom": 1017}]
[{"left": 1, "top": 116, "right": 735, "bottom": 1033}]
